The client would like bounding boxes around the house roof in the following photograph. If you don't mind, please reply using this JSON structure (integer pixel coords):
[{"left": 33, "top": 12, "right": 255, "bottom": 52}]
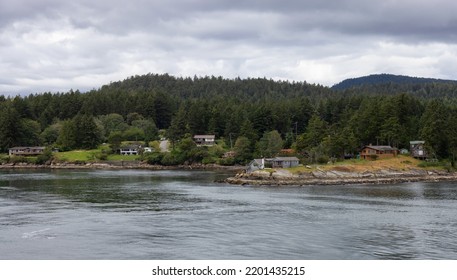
[
  {"left": 410, "top": 141, "right": 425, "bottom": 145},
  {"left": 9, "top": 146, "right": 45, "bottom": 150},
  {"left": 362, "top": 145, "right": 397, "bottom": 151},
  {"left": 250, "top": 159, "right": 263, "bottom": 166},
  {"left": 120, "top": 145, "right": 140, "bottom": 150},
  {"left": 193, "top": 135, "right": 215, "bottom": 139},
  {"left": 273, "top": 157, "right": 300, "bottom": 161}
]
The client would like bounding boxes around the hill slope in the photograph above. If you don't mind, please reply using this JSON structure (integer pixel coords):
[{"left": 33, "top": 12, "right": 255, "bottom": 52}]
[{"left": 332, "top": 74, "right": 457, "bottom": 90}]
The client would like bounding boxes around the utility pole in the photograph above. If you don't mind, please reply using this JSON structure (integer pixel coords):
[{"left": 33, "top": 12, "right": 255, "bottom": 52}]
[{"left": 294, "top": 122, "right": 298, "bottom": 140}]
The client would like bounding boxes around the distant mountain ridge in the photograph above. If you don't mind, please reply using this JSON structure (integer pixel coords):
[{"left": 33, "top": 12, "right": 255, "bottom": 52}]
[{"left": 332, "top": 74, "right": 457, "bottom": 90}]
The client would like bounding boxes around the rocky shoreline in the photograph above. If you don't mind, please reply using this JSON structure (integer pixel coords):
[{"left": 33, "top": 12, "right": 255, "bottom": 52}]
[
  {"left": 225, "top": 168, "right": 457, "bottom": 186},
  {"left": 0, "top": 161, "right": 244, "bottom": 172}
]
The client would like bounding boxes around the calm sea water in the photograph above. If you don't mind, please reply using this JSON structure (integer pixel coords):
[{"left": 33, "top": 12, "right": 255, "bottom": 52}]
[{"left": 1, "top": 169, "right": 457, "bottom": 260}]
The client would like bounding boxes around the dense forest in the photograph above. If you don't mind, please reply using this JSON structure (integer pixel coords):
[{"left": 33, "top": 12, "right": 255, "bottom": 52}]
[
  {"left": 1, "top": 73, "right": 457, "bottom": 165},
  {"left": 332, "top": 73, "right": 457, "bottom": 91}
]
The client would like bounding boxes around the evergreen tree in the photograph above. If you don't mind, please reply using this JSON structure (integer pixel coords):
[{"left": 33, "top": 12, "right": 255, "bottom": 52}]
[
  {"left": 73, "top": 114, "right": 101, "bottom": 149},
  {"left": 255, "top": 130, "right": 283, "bottom": 158},
  {"left": 98, "top": 113, "right": 128, "bottom": 137},
  {"left": 166, "top": 106, "right": 188, "bottom": 149},
  {"left": 56, "top": 120, "right": 77, "bottom": 151},
  {"left": 234, "top": 136, "right": 252, "bottom": 164},
  {"left": 18, "top": 119, "right": 42, "bottom": 146},
  {"left": 420, "top": 100, "right": 450, "bottom": 158},
  {"left": 296, "top": 114, "right": 328, "bottom": 153},
  {"left": 0, "top": 103, "right": 21, "bottom": 152},
  {"left": 40, "top": 123, "right": 61, "bottom": 146}
]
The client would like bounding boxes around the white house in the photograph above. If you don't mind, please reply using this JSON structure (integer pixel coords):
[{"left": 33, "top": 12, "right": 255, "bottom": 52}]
[
  {"left": 193, "top": 135, "right": 215, "bottom": 146},
  {"left": 247, "top": 158, "right": 265, "bottom": 173},
  {"left": 120, "top": 145, "right": 139, "bottom": 155},
  {"left": 9, "top": 147, "right": 45, "bottom": 156}
]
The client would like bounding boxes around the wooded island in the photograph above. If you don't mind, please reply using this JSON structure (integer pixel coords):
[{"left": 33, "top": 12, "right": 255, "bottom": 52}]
[{"left": 1, "top": 73, "right": 457, "bottom": 172}]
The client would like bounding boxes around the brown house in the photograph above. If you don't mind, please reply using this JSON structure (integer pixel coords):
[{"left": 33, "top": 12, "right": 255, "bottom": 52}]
[{"left": 360, "top": 145, "right": 398, "bottom": 160}]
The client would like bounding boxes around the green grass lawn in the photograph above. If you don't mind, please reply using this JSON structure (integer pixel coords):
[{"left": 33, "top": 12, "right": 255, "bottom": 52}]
[
  {"left": 54, "top": 149, "right": 99, "bottom": 162},
  {"left": 287, "top": 155, "right": 450, "bottom": 174},
  {"left": 54, "top": 148, "right": 140, "bottom": 162}
]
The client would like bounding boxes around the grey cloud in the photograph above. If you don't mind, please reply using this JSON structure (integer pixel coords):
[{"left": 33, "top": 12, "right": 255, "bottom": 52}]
[{"left": 1, "top": 0, "right": 457, "bottom": 94}]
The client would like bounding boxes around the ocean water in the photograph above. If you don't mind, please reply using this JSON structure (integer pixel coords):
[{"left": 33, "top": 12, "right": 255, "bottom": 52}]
[{"left": 1, "top": 169, "right": 456, "bottom": 259}]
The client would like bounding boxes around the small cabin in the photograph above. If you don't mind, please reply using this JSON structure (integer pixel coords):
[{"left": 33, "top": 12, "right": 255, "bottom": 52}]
[
  {"left": 193, "top": 135, "right": 215, "bottom": 146},
  {"left": 410, "top": 141, "right": 427, "bottom": 160},
  {"left": 271, "top": 157, "right": 300, "bottom": 168},
  {"left": 9, "top": 147, "right": 45, "bottom": 156},
  {"left": 360, "top": 145, "right": 398, "bottom": 160}
]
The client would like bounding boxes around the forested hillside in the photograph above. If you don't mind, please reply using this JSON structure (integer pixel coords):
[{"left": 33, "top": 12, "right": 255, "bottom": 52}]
[
  {"left": 1, "top": 73, "right": 457, "bottom": 165},
  {"left": 332, "top": 74, "right": 457, "bottom": 90}
]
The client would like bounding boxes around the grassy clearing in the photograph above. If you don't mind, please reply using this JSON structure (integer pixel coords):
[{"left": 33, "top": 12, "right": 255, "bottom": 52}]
[
  {"left": 54, "top": 149, "right": 99, "bottom": 162},
  {"left": 54, "top": 149, "right": 140, "bottom": 162},
  {"left": 288, "top": 155, "right": 435, "bottom": 174}
]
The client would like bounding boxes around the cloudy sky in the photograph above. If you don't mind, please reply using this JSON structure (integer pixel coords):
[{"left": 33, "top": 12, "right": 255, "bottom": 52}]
[{"left": 1, "top": 0, "right": 457, "bottom": 95}]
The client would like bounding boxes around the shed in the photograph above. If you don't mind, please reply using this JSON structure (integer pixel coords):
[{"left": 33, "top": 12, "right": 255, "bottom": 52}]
[{"left": 410, "top": 141, "right": 427, "bottom": 160}]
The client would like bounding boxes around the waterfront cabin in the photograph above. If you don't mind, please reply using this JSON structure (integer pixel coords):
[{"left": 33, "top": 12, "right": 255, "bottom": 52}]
[
  {"left": 410, "top": 141, "right": 427, "bottom": 160},
  {"left": 193, "top": 135, "right": 215, "bottom": 146},
  {"left": 271, "top": 157, "right": 300, "bottom": 168},
  {"left": 360, "top": 145, "right": 398, "bottom": 160},
  {"left": 8, "top": 147, "right": 45, "bottom": 156},
  {"left": 120, "top": 145, "right": 139, "bottom": 155}
]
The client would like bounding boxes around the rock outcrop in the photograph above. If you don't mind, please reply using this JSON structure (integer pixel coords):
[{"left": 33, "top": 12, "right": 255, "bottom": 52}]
[{"left": 225, "top": 168, "right": 457, "bottom": 186}]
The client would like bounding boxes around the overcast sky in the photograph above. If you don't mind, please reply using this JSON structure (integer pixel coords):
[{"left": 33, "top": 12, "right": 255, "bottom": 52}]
[{"left": 1, "top": 0, "right": 457, "bottom": 95}]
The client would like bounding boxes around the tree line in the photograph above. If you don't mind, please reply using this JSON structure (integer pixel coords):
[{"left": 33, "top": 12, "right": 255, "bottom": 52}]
[{"left": 1, "top": 73, "right": 457, "bottom": 165}]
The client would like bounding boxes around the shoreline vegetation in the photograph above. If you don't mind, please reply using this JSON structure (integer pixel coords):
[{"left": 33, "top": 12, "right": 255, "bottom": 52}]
[
  {"left": 1, "top": 154, "right": 456, "bottom": 186},
  {"left": 2, "top": 73, "right": 457, "bottom": 187}
]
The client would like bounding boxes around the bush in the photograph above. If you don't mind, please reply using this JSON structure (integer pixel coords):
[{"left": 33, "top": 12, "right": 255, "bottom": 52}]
[
  {"left": 418, "top": 161, "right": 442, "bottom": 168},
  {"left": 316, "top": 155, "right": 329, "bottom": 164},
  {"left": 161, "top": 152, "right": 185, "bottom": 166},
  {"left": 418, "top": 160, "right": 453, "bottom": 171},
  {"left": 35, "top": 149, "right": 54, "bottom": 165},
  {"left": 0, "top": 155, "right": 9, "bottom": 164},
  {"left": 143, "top": 152, "right": 164, "bottom": 165},
  {"left": 8, "top": 156, "right": 35, "bottom": 164},
  {"left": 202, "top": 157, "right": 217, "bottom": 164},
  {"left": 94, "top": 151, "right": 108, "bottom": 161},
  {"left": 218, "top": 157, "right": 235, "bottom": 166}
]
